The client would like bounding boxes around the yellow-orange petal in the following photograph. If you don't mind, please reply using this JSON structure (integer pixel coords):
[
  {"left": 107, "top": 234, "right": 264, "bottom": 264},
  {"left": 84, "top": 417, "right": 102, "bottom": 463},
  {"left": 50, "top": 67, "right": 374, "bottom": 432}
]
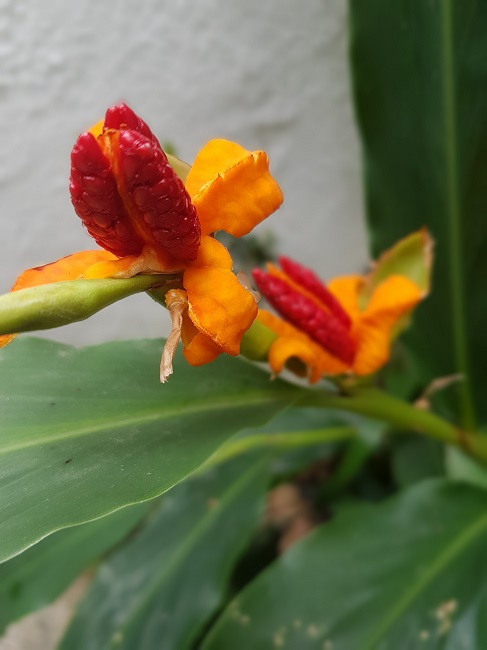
[
  {"left": 327, "top": 275, "right": 363, "bottom": 323},
  {"left": 183, "top": 331, "right": 223, "bottom": 366},
  {"left": 83, "top": 246, "right": 185, "bottom": 279},
  {"left": 363, "top": 274, "right": 422, "bottom": 321},
  {"left": 256, "top": 310, "right": 348, "bottom": 380},
  {"left": 88, "top": 119, "right": 105, "bottom": 139},
  {"left": 185, "top": 139, "right": 283, "bottom": 238},
  {"left": 352, "top": 275, "right": 422, "bottom": 375},
  {"left": 0, "top": 332, "right": 16, "bottom": 348},
  {"left": 83, "top": 254, "right": 144, "bottom": 279},
  {"left": 178, "top": 305, "right": 223, "bottom": 366},
  {"left": 7, "top": 250, "right": 117, "bottom": 290},
  {"left": 183, "top": 267, "right": 258, "bottom": 355},
  {"left": 186, "top": 236, "right": 233, "bottom": 270}
]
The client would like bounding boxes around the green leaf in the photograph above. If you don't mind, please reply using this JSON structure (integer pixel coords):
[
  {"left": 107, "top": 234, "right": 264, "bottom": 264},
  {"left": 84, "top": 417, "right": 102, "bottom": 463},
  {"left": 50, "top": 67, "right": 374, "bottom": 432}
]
[
  {"left": 166, "top": 153, "right": 191, "bottom": 183},
  {"left": 59, "top": 455, "right": 270, "bottom": 650},
  {"left": 0, "top": 502, "right": 152, "bottom": 634},
  {"left": 392, "top": 437, "right": 445, "bottom": 488},
  {"left": 203, "top": 480, "right": 487, "bottom": 649},
  {"left": 0, "top": 337, "right": 300, "bottom": 563},
  {"left": 360, "top": 229, "right": 433, "bottom": 305},
  {"left": 446, "top": 446, "right": 487, "bottom": 489},
  {"left": 349, "top": 1, "right": 487, "bottom": 429}
]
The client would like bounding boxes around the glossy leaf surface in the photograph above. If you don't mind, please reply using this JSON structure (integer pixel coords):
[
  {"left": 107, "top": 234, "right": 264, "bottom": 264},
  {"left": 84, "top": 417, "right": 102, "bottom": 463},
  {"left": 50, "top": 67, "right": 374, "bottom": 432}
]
[
  {"left": 0, "top": 337, "right": 299, "bottom": 562},
  {"left": 203, "top": 480, "right": 487, "bottom": 649}
]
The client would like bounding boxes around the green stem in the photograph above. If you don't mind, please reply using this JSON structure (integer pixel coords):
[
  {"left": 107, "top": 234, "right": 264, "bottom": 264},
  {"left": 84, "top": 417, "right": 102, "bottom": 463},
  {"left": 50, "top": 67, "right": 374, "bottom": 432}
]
[
  {"left": 440, "top": 0, "right": 476, "bottom": 430},
  {"left": 300, "top": 387, "right": 487, "bottom": 464},
  {"left": 205, "top": 426, "right": 356, "bottom": 468}
]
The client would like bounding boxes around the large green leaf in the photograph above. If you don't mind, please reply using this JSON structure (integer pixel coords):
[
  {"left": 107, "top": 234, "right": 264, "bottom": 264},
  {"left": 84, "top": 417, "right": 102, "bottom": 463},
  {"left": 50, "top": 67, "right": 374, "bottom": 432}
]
[
  {"left": 0, "top": 337, "right": 300, "bottom": 563},
  {"left": 203, "top": 480, "right": 487, "bottom": 649},
  {"left": 391, "top": 437, "right": 445, "bottom": 488},
  {"left": 349, "top": 0, "right": 487, "bottom": 429},
  {"left": 0, "top": 501, "right": 152, "bottom": 634},
  {"left": 59, "top": 455, "right": 270, "bottom": 650}
]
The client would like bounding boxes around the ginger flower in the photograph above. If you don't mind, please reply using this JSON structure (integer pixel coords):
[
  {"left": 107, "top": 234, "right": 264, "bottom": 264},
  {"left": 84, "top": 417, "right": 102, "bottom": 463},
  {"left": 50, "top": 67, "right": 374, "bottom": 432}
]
[
  {"left": 0, "top": 103, "right": 283, "bottom": 380},
  {"left": 252, "top": 231, "right": 432, "bottom": 383}
]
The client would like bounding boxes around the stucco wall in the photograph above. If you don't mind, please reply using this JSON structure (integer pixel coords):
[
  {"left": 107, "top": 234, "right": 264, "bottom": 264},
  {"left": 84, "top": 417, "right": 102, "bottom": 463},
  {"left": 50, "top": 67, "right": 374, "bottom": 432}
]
[{"left": 0, "top": 0, "right": 367, "bottom": 345}]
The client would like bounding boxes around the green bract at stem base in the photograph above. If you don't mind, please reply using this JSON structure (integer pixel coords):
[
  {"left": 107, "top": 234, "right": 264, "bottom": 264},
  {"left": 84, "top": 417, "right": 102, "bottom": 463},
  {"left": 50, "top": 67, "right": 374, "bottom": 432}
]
[{"left": 0, "top": 274, "right": 180, "bottom": 337}]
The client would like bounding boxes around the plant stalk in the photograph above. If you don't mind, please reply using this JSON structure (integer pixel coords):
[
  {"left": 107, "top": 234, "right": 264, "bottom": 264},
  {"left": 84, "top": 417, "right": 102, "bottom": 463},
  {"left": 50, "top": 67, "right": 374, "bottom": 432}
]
[{"left": 300, "top": 387, "right": 487, "bottom": 465}]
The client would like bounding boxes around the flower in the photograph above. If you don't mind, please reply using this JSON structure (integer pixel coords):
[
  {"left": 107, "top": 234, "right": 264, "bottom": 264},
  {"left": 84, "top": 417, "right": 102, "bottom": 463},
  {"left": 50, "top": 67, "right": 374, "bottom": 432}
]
[
  {"left": 0, "top": 103, "right": 283, "bottom": 379},
  {"left": 252, "top": 230, "right": 432, "bottom": 383}
]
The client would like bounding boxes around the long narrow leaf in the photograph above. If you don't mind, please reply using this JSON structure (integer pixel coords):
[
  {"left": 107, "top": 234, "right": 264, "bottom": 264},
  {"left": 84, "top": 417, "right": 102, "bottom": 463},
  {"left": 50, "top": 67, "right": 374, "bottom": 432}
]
[
  {"left": 349, "top": 0, "right": 487, "bottom": 428},
  {"left": 59, "top": 455, "right": 270, "bottom": 650}
]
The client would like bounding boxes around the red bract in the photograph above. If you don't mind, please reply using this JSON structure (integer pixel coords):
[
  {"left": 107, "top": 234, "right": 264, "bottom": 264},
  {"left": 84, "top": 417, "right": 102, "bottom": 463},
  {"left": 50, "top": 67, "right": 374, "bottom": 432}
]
[
  {"left": 278, "top": 256, "right": 352, "bottom": 328},
  {"left": 252, "top": 267, "right": 356, "bottom": 365},
  {"left": 69, "top": 103, "right": 201, "bottom": 262}
]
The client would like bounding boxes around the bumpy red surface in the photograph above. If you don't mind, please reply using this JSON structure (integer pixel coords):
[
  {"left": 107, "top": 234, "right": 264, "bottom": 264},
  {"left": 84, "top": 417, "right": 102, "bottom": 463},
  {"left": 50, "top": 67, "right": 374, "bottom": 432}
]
[
  {"left": 117, "top": 128, "right": 201, "bottom": 261},
  {"left": 70, "top": 132, "right": 143, "bottom": 257},
  {"left": 69, "top": 103, "right": 201, "bottom": 261},
  {"left": 253, "top": 269, "right": 356, "bottom": 364},
  {"left": 104, "top": 103, "right": 156, "bottom": 144},
  {"left": 279, "top": 256, "right": 352, "bottom": 328}
]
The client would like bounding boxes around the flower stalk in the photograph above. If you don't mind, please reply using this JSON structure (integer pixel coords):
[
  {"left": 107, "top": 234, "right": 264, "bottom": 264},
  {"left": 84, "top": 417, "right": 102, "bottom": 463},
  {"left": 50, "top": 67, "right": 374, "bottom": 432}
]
[{"left": 300, "top": 386, "right": 487, "bottom": 464}]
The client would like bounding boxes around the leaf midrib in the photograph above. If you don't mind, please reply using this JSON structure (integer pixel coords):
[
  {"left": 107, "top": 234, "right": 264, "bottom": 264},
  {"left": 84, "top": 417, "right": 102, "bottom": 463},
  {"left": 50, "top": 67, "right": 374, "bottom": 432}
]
[
  {"left": 364, "top": 506, "right": 487, "bottom": 648},
  {"left": 0, "top": 391, "right": 294, "bottom": 456}
]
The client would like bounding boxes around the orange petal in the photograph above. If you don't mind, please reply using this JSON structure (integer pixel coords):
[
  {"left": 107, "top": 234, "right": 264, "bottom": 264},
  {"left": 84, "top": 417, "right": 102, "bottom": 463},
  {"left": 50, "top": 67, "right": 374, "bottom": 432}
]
[
  {"left": 327, "top": 275, "right": 363, "bottom": 323},
  {"left": 183, "top": 331, "right": 223, "bottom": 366},
  {"left": 178, "top": 305, "right": 223, "bottom": 366},
  {"left": 185, "top": 139, "right": 283, "bottom": 237},
  {"left": 82, "top": 246, "right": 184, "bottom": 279},
  {"left": 0, "top": 333, "right": 16, "bottom": 348},
  {"left": 83, "top": 255, "right": 144, "bottom": 279},
  {"left": 256, "top": 310, "right": 348, "bottom": 380},
  {"left": 363, "top": 274, "right": 422, "bottom": 321},
  {"left": 88, "top": 119, "right": 105, "bottom": 138},
  {"left": 352, "top": 275, "right": 422, "bottom": 375},
  {"left": 186, "top": 236, "right": 233, "bottom": 270},
  {"left": 7, "top": 250, "right": 117, "bottom": 290},
  {"left": 183, "top": 267, "right": 258, "bottom": 355}
]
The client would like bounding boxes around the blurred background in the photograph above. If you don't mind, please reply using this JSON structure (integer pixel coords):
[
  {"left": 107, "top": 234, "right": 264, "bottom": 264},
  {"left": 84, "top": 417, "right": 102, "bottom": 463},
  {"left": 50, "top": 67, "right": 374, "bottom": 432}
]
[{"left": 0, "top": 0, "right": 367, "bottom": 345}]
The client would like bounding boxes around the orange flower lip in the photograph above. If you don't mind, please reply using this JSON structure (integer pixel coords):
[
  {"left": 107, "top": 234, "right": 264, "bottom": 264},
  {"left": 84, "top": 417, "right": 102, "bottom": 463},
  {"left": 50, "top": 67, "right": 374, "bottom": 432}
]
[{"left": 70, "top": 103, "right": 201, "bottom": 263}]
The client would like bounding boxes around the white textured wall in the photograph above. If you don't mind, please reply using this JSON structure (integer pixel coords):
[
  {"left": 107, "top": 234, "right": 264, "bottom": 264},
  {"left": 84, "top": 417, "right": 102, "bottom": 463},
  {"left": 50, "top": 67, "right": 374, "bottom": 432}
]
[{"left": 0, "top": 0, "right": 367, "bottom": 345}]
